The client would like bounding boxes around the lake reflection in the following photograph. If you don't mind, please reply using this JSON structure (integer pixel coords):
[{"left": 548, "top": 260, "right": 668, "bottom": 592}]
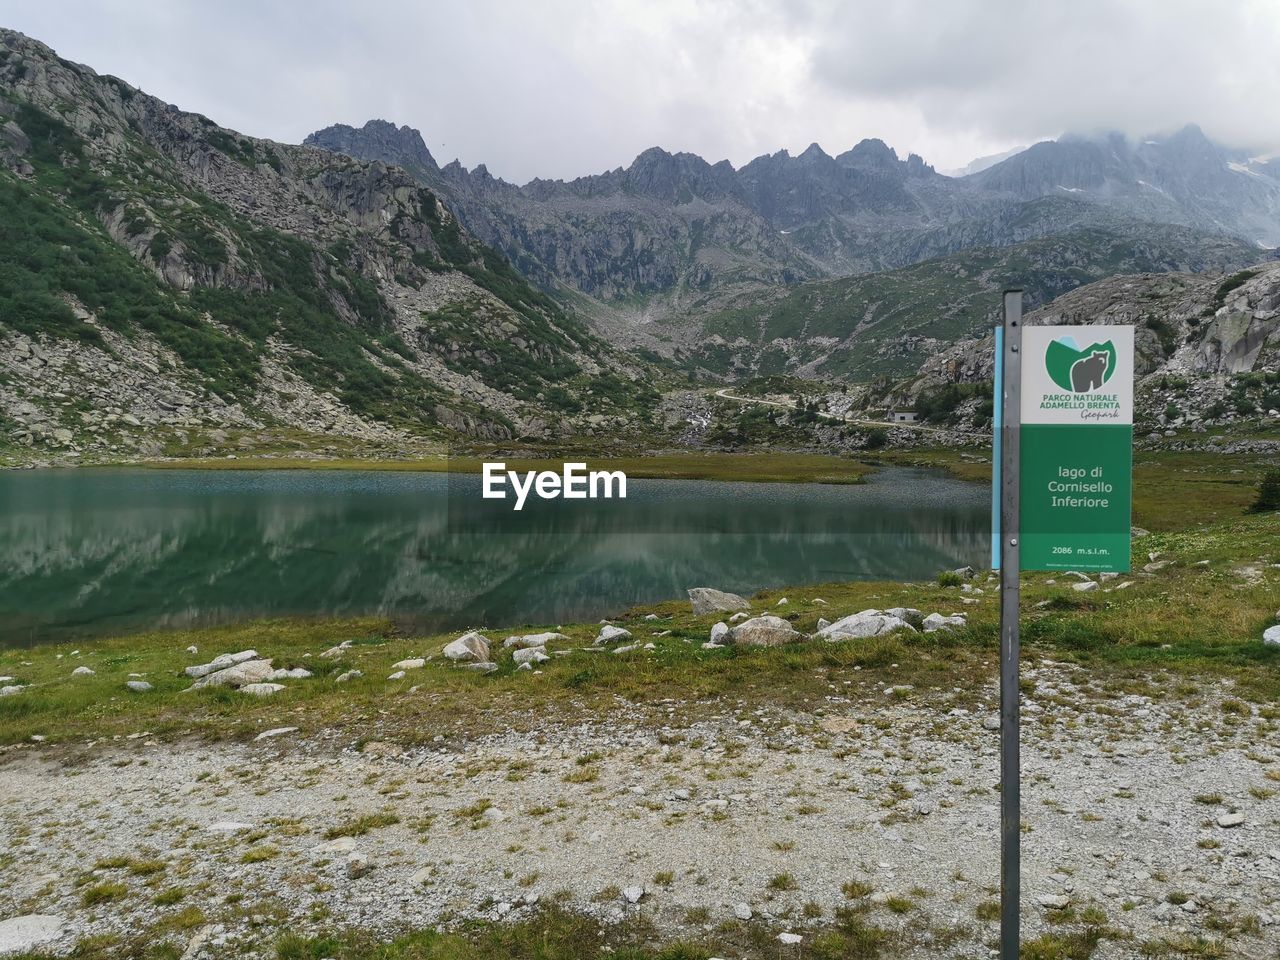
[{"left": 0, "top": 467, "right": 990, "bottom": 646}]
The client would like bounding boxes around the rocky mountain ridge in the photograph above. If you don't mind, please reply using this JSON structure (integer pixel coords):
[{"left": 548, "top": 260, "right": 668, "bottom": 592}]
[{"left": 307, "top": 120, "right": 1279, "bottom": 325}]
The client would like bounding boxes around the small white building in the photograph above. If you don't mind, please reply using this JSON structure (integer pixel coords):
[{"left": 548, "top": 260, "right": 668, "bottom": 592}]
[{"left": 888, "top": 409, "right": 918, "bottom": 423}]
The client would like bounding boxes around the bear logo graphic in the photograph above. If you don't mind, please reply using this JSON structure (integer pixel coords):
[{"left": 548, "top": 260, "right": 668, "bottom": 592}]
[
  {"left": 1070, "top": 351, "right": 1110, "bottom": 393},
  {"left": 1045, "top": 337, "right": 1117, "bottom": 393}
]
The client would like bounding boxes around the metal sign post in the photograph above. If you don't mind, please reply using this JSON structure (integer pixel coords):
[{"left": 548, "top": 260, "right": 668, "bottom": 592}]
[
  {"left": 991, "top": 291, "right": 1133, "bottom": 958},
  {"left": 998, "top": 289, "right": 1023, "bottom": 960}
]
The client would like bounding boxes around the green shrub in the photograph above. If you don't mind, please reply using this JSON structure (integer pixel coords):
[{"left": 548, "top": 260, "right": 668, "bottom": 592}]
[{"left": 1248, "top": 469, "right": 1280, "bottom": 513}]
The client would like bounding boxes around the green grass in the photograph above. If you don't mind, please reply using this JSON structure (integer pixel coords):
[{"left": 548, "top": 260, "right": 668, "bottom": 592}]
[
  {"left": 323, "top": 813, "right": 401, "bottom": 839},
  {"left": 81, "top": 881, "right": 129, "bottom": 906}
]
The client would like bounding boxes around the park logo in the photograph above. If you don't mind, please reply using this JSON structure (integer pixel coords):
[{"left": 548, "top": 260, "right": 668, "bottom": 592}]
[{"left": 1045, "top": 336, "right": 1118, "bottom": 393}]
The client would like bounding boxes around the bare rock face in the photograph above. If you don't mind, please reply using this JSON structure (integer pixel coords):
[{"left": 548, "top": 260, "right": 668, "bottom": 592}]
[
  {"left": 443, "top": 631, "right": 491, "bottom": 663},
  {"left": 688, "top": 588, "right": 750, "bottom": 617},
  {"left": 726, "top": 615, "right": 805, "bottom": 647}
]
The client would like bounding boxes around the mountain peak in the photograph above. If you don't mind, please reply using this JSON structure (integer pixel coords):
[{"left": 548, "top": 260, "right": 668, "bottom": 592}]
[
  {"left": 798, "top": 142, "right": 830, "bottom": 162},
  {"left": 838, "top": 138, "right": 900, "bottom": 169},
  {"left": 304, "top": 119, "right": 438, "bottom": 172}
]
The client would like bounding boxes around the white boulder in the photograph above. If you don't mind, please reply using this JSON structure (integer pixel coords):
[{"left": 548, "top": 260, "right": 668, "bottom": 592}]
[
  {"left": 818, "top": 610, "right": 915, "bottom": 641},
  {"left": 239, "top": 683, "right": 285, "bottom": 697},
  {"left": 185, "top": 649, "right": 259, "bottom": 678},
  {"left": 504, "top": 632, "right": 568, "bottom": 649},
  {"left": 443, "top": 631, "right": 491, "bottom": 662},
  {"left": 513, "top": 647, "right": 551, "bottom": 666},
  {"left": 688, "top": 587, "right": 750, "bottom": 616},
  {"left": 595, "top": 625, "right": 632, "bottom": 644},
  {"left": 187, "top": 659, "right": 275, "bottom": 689},
  {"left": 727, "top": 615, "right": 804, "bottom": 647}
]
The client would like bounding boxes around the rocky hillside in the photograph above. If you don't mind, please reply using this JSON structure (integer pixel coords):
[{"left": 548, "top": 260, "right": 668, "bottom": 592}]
[
  {"left": 681, "top": 225, "right": 1268, "bottom": 380},
  {"left": 307, "top": 120, "right": 1280, "bottom": 327},
  {"left": 0, "top": 31, "right": 657, "bottom": 462},
  {"left": 894, "top": 263, "right": 1280, "bottom": 443}
]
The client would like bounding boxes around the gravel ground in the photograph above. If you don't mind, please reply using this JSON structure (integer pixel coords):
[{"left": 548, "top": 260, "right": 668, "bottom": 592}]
[{"left": 2, "top": 661, "right": 1278, "bottom": 958}]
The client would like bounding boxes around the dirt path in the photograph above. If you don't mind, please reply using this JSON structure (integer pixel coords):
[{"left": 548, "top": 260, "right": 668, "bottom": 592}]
[{"left": 1, "top": 662, "right": 1278, "bottom": 958}]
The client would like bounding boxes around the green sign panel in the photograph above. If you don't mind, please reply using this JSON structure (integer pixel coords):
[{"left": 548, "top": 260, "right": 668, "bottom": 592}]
[{"left": 1019, "top": 325, "right": 1134, "bottom": 573}]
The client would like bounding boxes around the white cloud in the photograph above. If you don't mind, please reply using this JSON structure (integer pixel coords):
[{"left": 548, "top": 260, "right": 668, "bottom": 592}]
[{"left": 1, "top": 0, "right": 1275, "bottom": 183}]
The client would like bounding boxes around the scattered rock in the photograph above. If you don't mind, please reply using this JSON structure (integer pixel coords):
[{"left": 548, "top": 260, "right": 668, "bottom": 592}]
[
  {"left": 922, "top": 613, "right": 967, "bottom": 633},
  {"left": 1072, "top": 581, "right": 1099, "bottom": 592},
  {"left": 239, "top": 683, "right": 285, "bottom": 697},
  {"left": 319, "top": 641, "right": 353, "bottom": 659},
  {"left": 460, "top": 662, "right": 498, "bottom": 673},
  {"left": 884, "top": 607, "right": 925, "bottom": 628},
  {"left": 1039, "top": 894, "right": 1070, "bottom": 909},
  {"left": 314, "top": 836, "right": 357, "bottom": 854},
  {"left": 818, "top": 610, "right": 914, "bottom": 640},
  {"left": 778, "top": 932, "right": 803, "bottom": 945},
  {"left": 1263, "top": 625, "right": 1280, "bottom": 647},
  {"left": 1217, "top": 812, "right": 1245, "bottom": 828},
  {"left": 512, "top": 647, "right": 551, "bottom": 666},
  {"left": 733, "top": 902, "right": 753, "bottom": 920},
  {"left": 503, "top": 632, "right": 567, "bottom": 649},
  {"left": 621, "top": 886, "right": 645, "bottom": 904},
  {"left": 709, "top": 622, "right": 729, "bottom": 644},
  {"left": 727, "top": 615, "right": 804, "bottom": 647},
  {"left": 391, "top": 658, "right": 425, "bottom": 671},
  {"left": 688, "top": 587, "right": 750, "bottom": 616},
  {"left": 335, "top": 670, "right": 362, "bottom": 683},
  {"left": 595, "top": 625, "right": 632, "bottom": 644},
  {"left": 187, "top": 659, "right": 275, "bottom": 690},
  {"left": 346, "top": 851, "right": 371, "bottom": 879},
  {"left": 254, "top": 726, "right": 298, "bottom": 741},
  {"left": 443, "top": 631, "right": 491, "bottom": 663},
  {"left": 185, "top": 649, "right": 259, "bottom": 678},
  {"left": 125, "top": 680, "right": 153, "bottom": 693}
]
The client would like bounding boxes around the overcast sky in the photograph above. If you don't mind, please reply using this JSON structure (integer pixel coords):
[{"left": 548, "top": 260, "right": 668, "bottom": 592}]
[{"left": 2, "top": 0, "right": 1278, "bottom": 183}]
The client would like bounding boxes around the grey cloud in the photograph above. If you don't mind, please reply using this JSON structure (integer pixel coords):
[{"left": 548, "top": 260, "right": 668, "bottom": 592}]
[
  {"left": 805, "top": 0, "right": 1280, "bottom": 153},
  {"left": 0, "top": 0, "right": 1275, "bottom": 184}
]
